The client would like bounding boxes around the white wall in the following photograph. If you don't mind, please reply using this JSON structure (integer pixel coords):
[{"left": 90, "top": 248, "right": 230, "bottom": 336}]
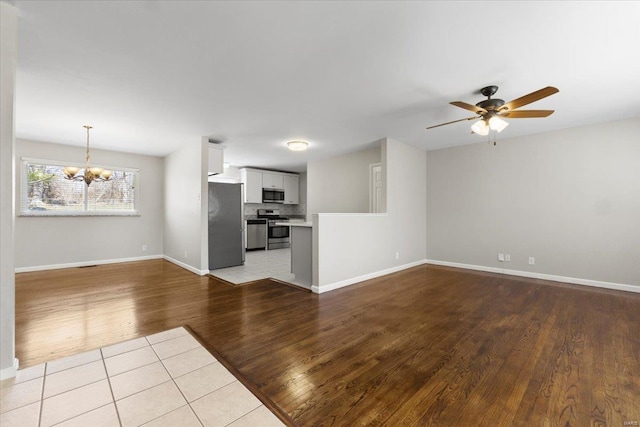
[
  {"left": 14, "top": 140, "right": 164, "bottom": 270},
  {"left": 299, "top": 171, "right": 307, "bottom": 216},
  {"left": 426, "top": 117, "right": 640, "bottom": 289},
  {"left": 307, "top": 145, "right": 381, "bottom": 218},
  {"left": 163, "top": 139, "right": 209, "bottom": 274},
  {"left": 313, "top": 138, "right": 427, "bottom": 292},
  {"left": 208, "top": 165, "right": 240, "bottom": 184},
  {"left": 0, "top": 1, "right": 18, "bottom": 379}
]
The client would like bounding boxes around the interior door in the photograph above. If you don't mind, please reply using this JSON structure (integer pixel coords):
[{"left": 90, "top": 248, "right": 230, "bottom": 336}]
[{"left": 369, "top": 163, "right": 383, "bottom": 213}]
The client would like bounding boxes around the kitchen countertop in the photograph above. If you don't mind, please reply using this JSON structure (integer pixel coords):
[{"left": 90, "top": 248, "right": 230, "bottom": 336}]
[{"left": 275, "top": 221, "right": 312, "bottom": 227}]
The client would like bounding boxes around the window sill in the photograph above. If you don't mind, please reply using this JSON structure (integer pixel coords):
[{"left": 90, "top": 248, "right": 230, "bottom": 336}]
[{"left": 19, "top": 212, "right": 141, "bottom": 217}]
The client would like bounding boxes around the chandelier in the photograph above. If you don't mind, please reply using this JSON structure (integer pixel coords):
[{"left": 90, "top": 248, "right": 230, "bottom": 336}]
[{"left": 63, "top": 125, "right": 112, "bottom": 186}]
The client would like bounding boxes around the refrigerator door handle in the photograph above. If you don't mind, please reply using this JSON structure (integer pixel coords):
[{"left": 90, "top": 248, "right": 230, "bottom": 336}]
[{"left": 241, "top": 184, "right": 245, "bottom": 263}]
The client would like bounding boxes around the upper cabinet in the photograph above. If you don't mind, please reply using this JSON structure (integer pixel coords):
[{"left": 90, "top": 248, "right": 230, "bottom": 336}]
[
  {"left": 239, "top": 168, "right": 299, "bottom": 205},
  {"left": 262, "top": 172, "right": 283, "bottom": 189},
  {"left": 239, "top": 169, "right": 263, "bottom": 203},
  {"left": 283, "top": 175, "right": 299, "bottom": 205},
  {"left": 208, "top": 146, "right": 224, "bottom": 176}
]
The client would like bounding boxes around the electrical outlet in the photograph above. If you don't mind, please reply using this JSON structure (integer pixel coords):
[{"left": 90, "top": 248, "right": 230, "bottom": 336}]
[
  {"left": 529, "top": 257, "right": 535, "bottom": 265},
  {"left": 142, "top": 245, "right": 147, "bottom": 251},
  {"left": 395, "top": 252, "right": 400, "bottom": 260},
  {"left": 498, "top": 253, "right": 505, "bottom": 262},
  {"left": 184, "top": 251, "right": 188, "bottom": 259},
  {"left": 505, "top": 254, "right": 511, "bottom": 262}
]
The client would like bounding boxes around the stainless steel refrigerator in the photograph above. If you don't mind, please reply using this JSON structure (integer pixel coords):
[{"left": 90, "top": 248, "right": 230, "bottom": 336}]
[{"left": 208, "top": 182, "right": 245, "bottom": 270}]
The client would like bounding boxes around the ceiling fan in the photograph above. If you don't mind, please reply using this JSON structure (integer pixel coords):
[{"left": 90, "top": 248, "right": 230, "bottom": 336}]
[{"left": 427, "top": 85, "right": 559, "bottom": 135}]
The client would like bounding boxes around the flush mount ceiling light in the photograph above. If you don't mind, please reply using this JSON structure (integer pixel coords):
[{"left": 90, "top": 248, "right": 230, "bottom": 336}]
[
  {"left": 63, "top": 125, "right": 112, "bottom": 186},
  {"left": 287, "top": 140, "right": 309, "bottom": 151}
]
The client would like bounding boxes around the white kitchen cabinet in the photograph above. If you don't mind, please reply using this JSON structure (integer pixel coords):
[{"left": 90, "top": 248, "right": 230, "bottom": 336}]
[
  {"left": 240, "top": 168, "right": 299, "bottom": 204},
  {"left": 240, "top": 169, "right": 263, "bottom": 203},
  {"left": 262, "top": 172, "right": 284, "bottom": 189},
  {"left": 283, "top": 174, "right": 299, "bottom": 205},
  {"left": 208, "top": 146, "right": 223, "bottom": 175}
]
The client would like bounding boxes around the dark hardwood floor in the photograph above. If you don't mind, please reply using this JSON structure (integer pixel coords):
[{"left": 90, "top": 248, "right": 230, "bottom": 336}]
[{"left": 15, "top": 260, "right": 640, "bottom": 426}]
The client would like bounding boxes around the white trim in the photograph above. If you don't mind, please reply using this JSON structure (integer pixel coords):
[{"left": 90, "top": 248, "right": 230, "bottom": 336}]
[
  {"left": 15, "top": 255, "right": 162, "bottom": 273},
  {"left": 315, "top": 212, "right": 388, "bottom": 218},
  {"left": 162, "top": 255, "right": 209, "bottom": 276},
  {"left": 15, "top": 254, "right": 208, "bottom": 276},
  {"left": 426, "top": 259, "right": 640, "bottom": 294},
  {"left": 21, "top": 157, "right": 140, "bottom": 173},
  {"left": 18, "top": 211, "right": 140, "bottom": 217},
  {"left": 312, "top": 259, "right": 427, "bottom": 294},
  {"left": 0, "top": 358, "right": 19, "bottom": 380},
  {"left": 425, "top": 259, "right": 504, "bottom": 275}
]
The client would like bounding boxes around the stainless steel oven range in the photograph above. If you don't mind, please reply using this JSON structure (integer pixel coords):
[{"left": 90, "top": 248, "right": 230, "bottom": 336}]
[{"left": 257, "top": 209, "right": 290, "bottom": 249}]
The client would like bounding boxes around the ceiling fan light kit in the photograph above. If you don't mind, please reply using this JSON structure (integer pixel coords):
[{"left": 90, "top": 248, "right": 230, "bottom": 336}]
[
  {"left": 427, "top": 85, "right": 559, "bottom": 138},
  {"left": 471, "top": 120, "right": 489, "bottom": 136},
  {"left": 488, "top": 116, "right": 508, "bottom": 132}
]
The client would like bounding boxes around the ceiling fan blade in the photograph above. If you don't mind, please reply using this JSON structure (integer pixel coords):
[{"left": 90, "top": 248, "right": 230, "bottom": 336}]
[
  {"left": 501, "top": 86, "right": 559, "bottom": 111},
  {"left": 450, "top": 101, "right": 487, "bottom": 114},
  {"left": 500, "top": 110, "right": 555, "bottom": 118},
  {"left": 427, "top": 116, "right": 478, "bottom": 129}
]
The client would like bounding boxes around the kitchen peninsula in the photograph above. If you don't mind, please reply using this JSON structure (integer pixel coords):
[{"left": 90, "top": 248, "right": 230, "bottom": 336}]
[{"left": 276, "top": 221, "right": 312, "bottom": 288}]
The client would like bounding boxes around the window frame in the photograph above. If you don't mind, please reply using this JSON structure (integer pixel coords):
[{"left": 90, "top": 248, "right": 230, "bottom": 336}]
[{"left": 19, "top": 157, "right": 141, "bottom": 217}]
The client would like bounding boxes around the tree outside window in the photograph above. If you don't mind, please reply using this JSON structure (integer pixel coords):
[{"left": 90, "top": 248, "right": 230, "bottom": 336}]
[{"left": 22, "top": 161, "right": 138, "bottom": 215}]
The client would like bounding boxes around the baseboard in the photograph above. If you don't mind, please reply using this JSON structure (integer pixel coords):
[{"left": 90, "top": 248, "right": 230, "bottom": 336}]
[
  {"left": 312, "top": 259, "right": 427, "bottom": 294},
  {"left": 15, "top": 255, "right": 163, "bottom": 273},
  {"left": 162, "top": 255, "right": 209, "bottom": 276},
  {"left": 425, "top": 259, "right": 504, "bottom": 275},
  {"left": 14, "top": 253, "right": 209, "bottom": 276},
  {"left": 426, "top": 259, "right": 640, "bottom": 294},
  {"left": 0, "top": 358, "right": 19, "bottom": 380}
]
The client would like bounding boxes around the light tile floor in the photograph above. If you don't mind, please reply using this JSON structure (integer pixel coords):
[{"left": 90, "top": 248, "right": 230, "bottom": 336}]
[
  {"left": 0, "top": 327, "right": 285, "bottom": 427},
  {"left": 211, "top": 248, "right": 307, "bottom": 289}
]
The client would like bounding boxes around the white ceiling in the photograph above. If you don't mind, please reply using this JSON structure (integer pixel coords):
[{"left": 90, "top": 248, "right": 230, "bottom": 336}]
[{"left": 12, "top": 1, "right": 640, "bottom": 172}]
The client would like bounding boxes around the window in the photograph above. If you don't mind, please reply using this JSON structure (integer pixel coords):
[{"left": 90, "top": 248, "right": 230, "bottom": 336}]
[{"left": 21, "top": 159, "right": 139, "bottom": 216}]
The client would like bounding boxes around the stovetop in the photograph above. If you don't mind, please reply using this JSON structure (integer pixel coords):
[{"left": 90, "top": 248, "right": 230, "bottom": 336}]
[{"left": 256, "top": 208, "right": 288, "bottom": 220}]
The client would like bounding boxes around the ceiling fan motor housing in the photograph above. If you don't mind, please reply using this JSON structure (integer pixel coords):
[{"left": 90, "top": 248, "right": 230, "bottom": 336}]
[
  {"left": 476, "top": 98, "right": 505, "bottom": 111},
  {"left": 480, "top": 85, "right": 499, "bottom": 97},
  {"left": 476, "top": 85, "right": 505, "bottom": 111}
]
